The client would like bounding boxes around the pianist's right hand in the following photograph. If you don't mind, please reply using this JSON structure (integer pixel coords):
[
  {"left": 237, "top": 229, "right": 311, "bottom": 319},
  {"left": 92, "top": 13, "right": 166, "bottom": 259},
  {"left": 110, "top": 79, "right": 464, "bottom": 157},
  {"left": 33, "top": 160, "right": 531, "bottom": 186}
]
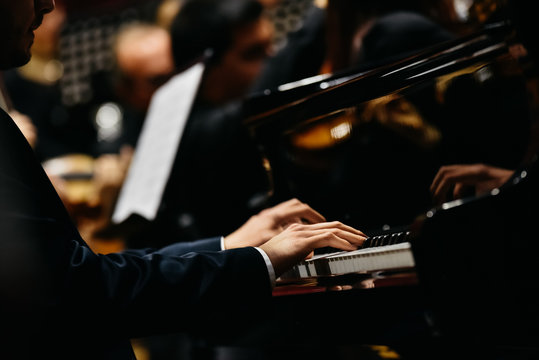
[{"left": 259, "top": 221, "right": 366, "bottom": 278}]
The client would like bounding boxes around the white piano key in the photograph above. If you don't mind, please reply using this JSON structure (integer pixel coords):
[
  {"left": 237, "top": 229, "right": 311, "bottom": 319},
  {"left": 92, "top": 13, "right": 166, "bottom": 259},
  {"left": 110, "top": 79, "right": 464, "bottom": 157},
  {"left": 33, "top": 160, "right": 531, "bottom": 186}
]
[{"left": 324, "top": 242, "right": 414, "bottom": 274}]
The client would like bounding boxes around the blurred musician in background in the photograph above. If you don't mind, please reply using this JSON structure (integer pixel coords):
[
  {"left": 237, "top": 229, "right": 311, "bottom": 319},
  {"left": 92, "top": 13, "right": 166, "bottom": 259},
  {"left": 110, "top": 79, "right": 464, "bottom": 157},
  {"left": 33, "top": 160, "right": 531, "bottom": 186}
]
[
  {"left": 124, "top": 0, "right": 275, "bottom": 249},
  {"left": 104, "top": 22, "right": 176, "bottom": 153},
  {"left": 155, "top": 0, "right": 184, "bottom": 30},
  {"left": 252, "top": 0, "right": 455, "bottom": 91},
  {"left": 70, "top": 17, "right": 182, "bottom": 251}
]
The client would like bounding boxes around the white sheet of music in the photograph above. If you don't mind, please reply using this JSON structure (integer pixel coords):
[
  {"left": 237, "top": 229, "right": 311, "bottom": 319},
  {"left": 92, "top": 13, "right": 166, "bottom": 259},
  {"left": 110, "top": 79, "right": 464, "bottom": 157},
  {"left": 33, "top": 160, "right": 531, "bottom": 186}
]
[{"left": 112, "top": 62, "right": 205, "bottom": 223}]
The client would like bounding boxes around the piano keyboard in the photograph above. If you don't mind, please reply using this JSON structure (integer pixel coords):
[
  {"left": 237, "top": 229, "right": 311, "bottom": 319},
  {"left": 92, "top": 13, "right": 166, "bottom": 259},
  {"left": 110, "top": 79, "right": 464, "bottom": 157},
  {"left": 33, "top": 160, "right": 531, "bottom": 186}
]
[{"left": 279, "top": 231, "right": 415, "bottom": 280}]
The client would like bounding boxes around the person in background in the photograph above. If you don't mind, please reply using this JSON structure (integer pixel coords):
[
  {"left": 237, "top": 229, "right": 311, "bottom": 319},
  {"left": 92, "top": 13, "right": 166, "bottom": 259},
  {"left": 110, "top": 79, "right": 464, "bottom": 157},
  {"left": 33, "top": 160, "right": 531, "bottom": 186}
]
[
  {"left": 258, "top": 0, "right": 318, "bottom": 53},
  {"left": 115, "top": 1, "right": 274, "bottom": 356},
  {"left": 73, "top": 22, "right": 179, "bottom": 250},
  {"left": 155, "top": 0, "right": 184, "bottom": 30},
  {"left": 252, "top": 0, "right": 454, "bottom": 90},
  {"left": 67, "top": 21, "right": 178, "bottom": 253},
  {"left": 0, "top": 1, "right": 367, "bottom": 359},
  {"left": 124, "top": 0, "right": 275, "bottom": 249},
  {"left": 108, "top": 22, "right": 176, "bottom": 150}
]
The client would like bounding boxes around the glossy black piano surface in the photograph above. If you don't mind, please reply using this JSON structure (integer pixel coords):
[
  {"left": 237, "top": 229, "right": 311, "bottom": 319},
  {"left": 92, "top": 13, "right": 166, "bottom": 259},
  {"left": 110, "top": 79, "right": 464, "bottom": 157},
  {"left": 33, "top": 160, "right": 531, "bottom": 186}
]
[
  {"left": 243, "top": 21, "right": 531, "bottom": 234},
  {"left": 215, "top": 17, "right": 539, "bottom": 359}
]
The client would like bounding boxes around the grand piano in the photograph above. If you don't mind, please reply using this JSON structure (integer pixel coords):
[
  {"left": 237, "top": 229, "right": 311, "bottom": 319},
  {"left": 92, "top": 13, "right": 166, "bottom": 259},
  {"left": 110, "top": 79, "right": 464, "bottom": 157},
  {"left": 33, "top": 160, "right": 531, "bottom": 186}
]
[{"left": 196, "top": 12, "right": 539, "bottom": 360}]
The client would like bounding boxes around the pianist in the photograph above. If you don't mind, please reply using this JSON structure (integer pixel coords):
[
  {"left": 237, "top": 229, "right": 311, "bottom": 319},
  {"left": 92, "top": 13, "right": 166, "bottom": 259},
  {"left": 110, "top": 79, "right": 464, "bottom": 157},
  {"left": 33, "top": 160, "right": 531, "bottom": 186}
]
[{"left": 0, "top": 1, "right": 367, "bottom": 359}]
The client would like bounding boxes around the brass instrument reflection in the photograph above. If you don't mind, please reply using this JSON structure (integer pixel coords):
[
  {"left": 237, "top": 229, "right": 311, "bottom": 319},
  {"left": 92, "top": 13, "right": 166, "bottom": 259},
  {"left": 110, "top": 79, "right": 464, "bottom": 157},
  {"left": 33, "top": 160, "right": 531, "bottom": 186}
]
[
  {"left": 289, "top": 93, "right": 441, "bottom": 153},
  {"left": 360, "top": 94, "right": 441, "bottom": 149},
  {"left": 290, "top": 109, "right": 356, "bottom": 150}
]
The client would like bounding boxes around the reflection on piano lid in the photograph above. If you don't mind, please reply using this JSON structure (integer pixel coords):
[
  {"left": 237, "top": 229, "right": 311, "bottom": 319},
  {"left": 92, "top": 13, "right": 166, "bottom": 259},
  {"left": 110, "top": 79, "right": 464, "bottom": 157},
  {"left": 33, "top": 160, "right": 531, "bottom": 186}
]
[
  {"left": 227, "top": 10, "right": 539, "bottom": 352},
  {"left": 243, "top": 21, "right": 512, "bottom": 128},
  {"left": 243, "top": 20, "right": 531, "bottom": 233}
]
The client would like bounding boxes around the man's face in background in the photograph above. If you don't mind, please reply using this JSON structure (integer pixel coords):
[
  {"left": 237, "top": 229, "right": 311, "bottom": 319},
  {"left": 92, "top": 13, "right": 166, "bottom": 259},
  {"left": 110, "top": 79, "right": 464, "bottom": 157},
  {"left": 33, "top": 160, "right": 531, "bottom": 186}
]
[{"left": 202, "top": 16, "right": 274, "bottom": 104}]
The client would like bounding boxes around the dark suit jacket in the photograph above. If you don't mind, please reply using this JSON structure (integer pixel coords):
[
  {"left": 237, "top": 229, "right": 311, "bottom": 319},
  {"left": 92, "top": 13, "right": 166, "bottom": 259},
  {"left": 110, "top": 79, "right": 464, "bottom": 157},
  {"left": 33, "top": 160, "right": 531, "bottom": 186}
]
[{"left": 0, "top": 108, "right": 271, "bottom": 359}]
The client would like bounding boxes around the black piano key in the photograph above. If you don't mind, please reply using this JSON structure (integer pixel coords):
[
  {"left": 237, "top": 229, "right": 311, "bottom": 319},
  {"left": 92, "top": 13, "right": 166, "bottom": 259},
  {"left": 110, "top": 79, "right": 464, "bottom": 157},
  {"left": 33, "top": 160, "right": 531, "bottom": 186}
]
[
  {"left": 401, "top": 231, "right": 410, "bottom": 243},
  {"left": 363, "top": 237, "right": 373, "bottom": 248},
  {"left": 362, "top": 230, "right": 411, "bottom": 249}
]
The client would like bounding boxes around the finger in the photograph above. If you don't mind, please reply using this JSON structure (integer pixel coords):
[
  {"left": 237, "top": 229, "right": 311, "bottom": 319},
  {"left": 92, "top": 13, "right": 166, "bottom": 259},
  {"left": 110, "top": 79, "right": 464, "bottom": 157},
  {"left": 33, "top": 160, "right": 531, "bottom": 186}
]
[
  {"left": 276, "top": 199, "right": 326, "bottom": 224},
  {"left": 434, "top": 169, "right": 487, "bottom": 204},
  {"left": 333, "top": 228, "right": 367, "bottom": 247},
  {"left": 290, "top": 201, "right": 326, "bottom": 224},
  {"left": 280, "top": 217, "right": 302, "bottom": 229},
  {"left": 432, "top": 174, "right": 454, "bottom": 204},
  {"left": 296, "top": 224, "right": 366, "bottom": 248},
  {"left": 453, "top": 182, "right": 467, "bottom": 199},
  {"left": 430, "top": 168, "right": 444, "bottom": 194},
  {"left": 309, "top": 231, "right": 359, "bottom": 251},
  {"left": 303, "top": 221, "right": 367, "bottom": 238},
  {"left": 334, "top": 221, "right": 367, "bottom": 237},
  {"left": 438, "top": 165, "right": 487, "bottom": 187},
  {"left": 430, "top": 166, "right": 454, "bottom": 193}
]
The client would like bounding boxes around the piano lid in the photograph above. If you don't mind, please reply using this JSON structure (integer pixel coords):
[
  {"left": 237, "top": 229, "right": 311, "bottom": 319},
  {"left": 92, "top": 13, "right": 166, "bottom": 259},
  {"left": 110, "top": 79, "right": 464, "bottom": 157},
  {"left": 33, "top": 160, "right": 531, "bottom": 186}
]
[
  {"left": 408, "top": 154, "right": 539, "bottom": 347},
  {"left": 243, "top": 20, "right": 533, "bottom": 233},
  {"left": 244, "top": 21, "right": 512, "bottom": 130}
]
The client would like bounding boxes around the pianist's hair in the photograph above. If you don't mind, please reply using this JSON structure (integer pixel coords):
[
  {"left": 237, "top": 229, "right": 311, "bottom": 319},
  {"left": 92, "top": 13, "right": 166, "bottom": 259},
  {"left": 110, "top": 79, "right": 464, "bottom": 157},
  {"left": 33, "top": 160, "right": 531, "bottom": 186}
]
[{"left": 170, "top": 0, "right": 264, "bottom": 69}]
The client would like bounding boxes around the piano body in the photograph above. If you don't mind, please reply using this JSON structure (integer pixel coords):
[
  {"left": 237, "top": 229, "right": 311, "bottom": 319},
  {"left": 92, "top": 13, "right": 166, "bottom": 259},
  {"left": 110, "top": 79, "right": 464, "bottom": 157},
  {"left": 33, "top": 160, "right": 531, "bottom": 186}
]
[
  {"left": 204, "top": 18, "right": 539, "bottom": 359},
  {"left": 243, "top": 20, "right": 531, "bottom": 233}
]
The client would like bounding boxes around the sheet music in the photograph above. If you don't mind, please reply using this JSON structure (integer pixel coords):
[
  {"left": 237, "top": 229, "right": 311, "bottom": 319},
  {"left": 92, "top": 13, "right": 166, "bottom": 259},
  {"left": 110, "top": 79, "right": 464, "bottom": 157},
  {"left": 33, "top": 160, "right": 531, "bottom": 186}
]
[{"left": 112, "top": 62, "right": 205, "bottom": 223}]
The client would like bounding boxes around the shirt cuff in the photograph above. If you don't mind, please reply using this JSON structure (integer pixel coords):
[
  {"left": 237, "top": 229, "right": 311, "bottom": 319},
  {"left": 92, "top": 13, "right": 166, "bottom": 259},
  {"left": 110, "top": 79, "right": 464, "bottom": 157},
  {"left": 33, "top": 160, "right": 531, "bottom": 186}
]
[
  {"left": 254, "top": 247, "right": 276, "bottom": 288},
  {"left": 220, "top": 236, "right": 226, "bottom": 250}
]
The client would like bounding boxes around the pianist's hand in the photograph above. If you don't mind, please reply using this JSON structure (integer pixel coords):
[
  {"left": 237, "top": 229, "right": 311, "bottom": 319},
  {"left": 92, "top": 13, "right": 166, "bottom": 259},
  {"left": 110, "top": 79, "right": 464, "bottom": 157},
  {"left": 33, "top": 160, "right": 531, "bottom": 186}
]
[
  {"left": 430, "top": 164, "right": 513, "bottom": 205},
  {"left": 223, "top": 198, "right": 327, "bottom": 249},
  {"left": 259, "top": 221, "right": 367, "bottom": 278}
]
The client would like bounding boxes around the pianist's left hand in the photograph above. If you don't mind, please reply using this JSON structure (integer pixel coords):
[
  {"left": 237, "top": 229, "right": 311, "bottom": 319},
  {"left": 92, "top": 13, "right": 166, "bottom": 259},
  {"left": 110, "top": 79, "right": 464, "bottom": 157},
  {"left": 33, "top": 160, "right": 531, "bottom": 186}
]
[{"left": 223, "top": 198, "right": 327, "bottom": 249}]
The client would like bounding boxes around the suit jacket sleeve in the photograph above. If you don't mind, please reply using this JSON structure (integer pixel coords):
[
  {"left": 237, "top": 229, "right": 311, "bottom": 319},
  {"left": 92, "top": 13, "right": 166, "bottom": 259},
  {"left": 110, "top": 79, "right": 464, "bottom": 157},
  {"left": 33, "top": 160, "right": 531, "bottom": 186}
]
[
  {"left": 121, "top": 236, "right": 223, "bottom": 257},
  {"left": 0, "top": 109, "right": 272, "bottom": 351}
]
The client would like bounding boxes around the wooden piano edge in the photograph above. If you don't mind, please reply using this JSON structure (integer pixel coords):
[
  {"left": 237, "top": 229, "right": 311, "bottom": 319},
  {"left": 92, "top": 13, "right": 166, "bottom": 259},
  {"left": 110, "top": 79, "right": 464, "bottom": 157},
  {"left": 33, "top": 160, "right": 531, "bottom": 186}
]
[{"left": 272, "top": 267, "right": 418, "bottom": 296}]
